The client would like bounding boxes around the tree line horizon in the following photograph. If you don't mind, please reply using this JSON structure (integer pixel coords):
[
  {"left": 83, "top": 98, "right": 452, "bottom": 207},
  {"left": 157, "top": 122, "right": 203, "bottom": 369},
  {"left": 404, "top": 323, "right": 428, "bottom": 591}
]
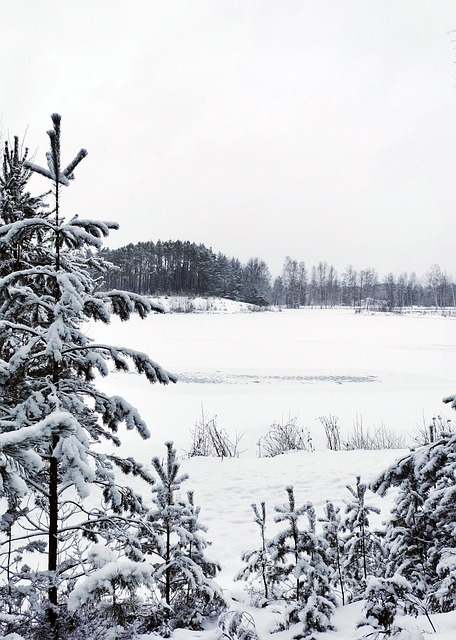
[{"left": 101, "top": 240, "right": 454, "bottom": 309}]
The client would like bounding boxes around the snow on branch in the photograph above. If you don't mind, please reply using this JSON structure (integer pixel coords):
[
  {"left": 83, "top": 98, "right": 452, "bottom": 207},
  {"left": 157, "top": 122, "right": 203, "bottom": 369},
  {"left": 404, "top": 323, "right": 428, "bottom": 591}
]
[
  {"left": 59, "top": 219, "right": 119, "bottom": 250},
  {"left": 442, "top": 394, "right": 456, "bottom": 410},
  {"left": 67, "top": 554, "right": 153, "bottom": 611},
  {"left": 0, "top": 411, "right": 78, "bottom": 452},
  {"left": 99, "top": 289, "right": 165, "bottom": 319},
  {"left": 119, "top": 346, "right": 177, "bottom": 384},
  {"left": 67, "top": 217, "right": 119, "bottom": 237},
  {"left": 55, "top": 433, "right": 96, "bottom": 498},
  {"left": 0, "top": 217, "right": 55, "bottom": 244},
  {"left": 22, "top": 159, "right": 55, "bottom": 182},
  {"left": 61, "top": 148, "right": 88, "bottom": 180},
  {"left": 98, "top": 393, "right": 151, "bottom": 438},
  {"left": 0, "top": 319, "right": 43, "bottom": 338},
  {"left": 24, "top": 113, "right": 88, "bottom": 186},
  {"left": 106, "top": 454, "right": 155, "bottom": 484},
  {"left": 0, "top": 411, "right": 79, "bottom": 491}
]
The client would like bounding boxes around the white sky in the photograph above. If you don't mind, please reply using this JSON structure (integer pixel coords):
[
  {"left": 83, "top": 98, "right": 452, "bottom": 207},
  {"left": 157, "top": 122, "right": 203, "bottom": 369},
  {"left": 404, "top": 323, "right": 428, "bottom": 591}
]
[{"left": 2, "top": 0, "right": 456, "bottom": 278}]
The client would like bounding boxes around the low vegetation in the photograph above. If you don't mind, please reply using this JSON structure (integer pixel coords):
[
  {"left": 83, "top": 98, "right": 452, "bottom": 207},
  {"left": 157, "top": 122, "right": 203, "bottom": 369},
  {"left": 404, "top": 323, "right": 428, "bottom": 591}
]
[
  {"left": 343, "top": 415, "right": 406, "bottom": 450},
  {"left": 257, "top": 416, "right": 313, "bottom": 457},
  {"left": 235, "top": 430, "right": 456, "bottom": 637},
  {"left": 186, "top": 406, "right": 244, "bottom": 458}
]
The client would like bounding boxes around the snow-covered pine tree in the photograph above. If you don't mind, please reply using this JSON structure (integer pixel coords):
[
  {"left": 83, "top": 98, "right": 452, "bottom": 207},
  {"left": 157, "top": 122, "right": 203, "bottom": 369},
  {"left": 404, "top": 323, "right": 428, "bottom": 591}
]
[
  {"left": 319, "top": 500, "right": 345, "bottom": 605},
  {"left": 293, "top": 502, "right": 337, "bottom": 639},
  {"left": 141, "top": 441, "right": 223, "bottom": 632},
  {"left": 66, "top": 544, "right": 154, "bottom": 640},
  {"left": 371, "top": 451, "right": 430, "bottom": 602},
  {"left": 0, "top": 136, "right": 48, "bottom": 276},
  {"left": 357, "top": 574, "right": 419, "bottom": 639},
  {"left": 342, "top": 476, "right": 384, "bottom": 602},
  {"left": 184, "top": 490, "right": 221, "bottom": 586},
  {"left": 235, "top": 501, "right": 274, "bottom": 604},
  {"left": 268, "top": 487, "right": 336, "bottom": 638},
  {"left": 267, "top": 486, "right": 308, "bottom": 607},
  {"left": 420, "top": 425, "right": 456, "bottom": 614},
  {"left": 0, "top": 114, "right": 176, "bottom": 639},
  {"left": 372, "top": 428, "right": 456, "bottom": 613}
]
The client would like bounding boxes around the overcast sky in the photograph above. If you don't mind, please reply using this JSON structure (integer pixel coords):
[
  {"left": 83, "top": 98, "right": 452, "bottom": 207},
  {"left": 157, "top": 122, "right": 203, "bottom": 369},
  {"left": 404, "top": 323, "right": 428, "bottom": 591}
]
[{"left": 2, "top": 1, "right": 456, "bottom": 278}]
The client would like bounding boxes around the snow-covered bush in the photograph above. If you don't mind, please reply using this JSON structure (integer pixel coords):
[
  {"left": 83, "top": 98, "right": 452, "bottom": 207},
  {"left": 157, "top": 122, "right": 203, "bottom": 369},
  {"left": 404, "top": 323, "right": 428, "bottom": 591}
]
[
  {"left": 187, "top": 407, "right": 243, "bottom": 458},
  {"left": 319, "top": 500, "right": 346, "bottom": 605},
  {"left": 236, "top": 487, "right": 337, "bottom": 637},
  {"left": 319, "top": 415, "right": 341, "bottom": 451},
  {"left": 344, "top": 415, "right": 405, "bottom": 450},
  {"left": 66, "top": 545, "right": 152, "bottom": 638},
  {"left": 257, "top": 416, "right": 312, "bottom": 457},
  {"left": 413, "top": 414, "right": 455, "bottom": 446}
]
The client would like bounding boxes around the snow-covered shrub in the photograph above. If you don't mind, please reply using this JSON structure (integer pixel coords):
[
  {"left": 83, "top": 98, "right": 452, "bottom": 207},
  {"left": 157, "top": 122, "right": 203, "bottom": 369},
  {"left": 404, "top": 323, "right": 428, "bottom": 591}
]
[
  {"left": 257, "top": 416, "right": 312, "bottom": 457},
  {"left": 187, "top": 407, "right": 243, "bottom": 458},
  {"left": 344, "top": 415, "right": 405, "bottom": 450},
  {"left": 67, "top": 545, "right": 152, "bottom": 623},
  {"left": 63, "top": 546, "right": 151, "bottom": 638},
  {"left": 319, "top": 415, "right": 341, "bottom": 451},
  {"left": 429, "top": 549, "right": 456, "bottom": 613},
  {"left": 412, "top": 414, "right": 455, "bottom": 446},
  {"left": 237, "top": 491, "right": 338, "bottom": 637}
]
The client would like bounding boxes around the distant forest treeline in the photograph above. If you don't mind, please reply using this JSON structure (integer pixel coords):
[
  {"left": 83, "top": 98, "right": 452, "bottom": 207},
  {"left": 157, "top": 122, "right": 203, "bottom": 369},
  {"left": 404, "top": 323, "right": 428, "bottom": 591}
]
[{"left": 101, "top": 240, "right": 455, "bottom": 310}]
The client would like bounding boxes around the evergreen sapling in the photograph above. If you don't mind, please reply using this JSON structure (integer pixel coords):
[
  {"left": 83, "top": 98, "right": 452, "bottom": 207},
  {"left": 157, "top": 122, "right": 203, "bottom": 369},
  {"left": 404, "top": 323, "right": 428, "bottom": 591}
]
[
  {"left": 235, "top": 501, "right": 274, "bottom": 604},
  {"left": 268, "top": 486, "right": 336, "bottom": 638},
  {"left": 319, "top": 499, "right": 346, "bottom": 605},
  {"left": 342, "top": 476, "right": 384, "bottom": 601},
  {"left": 142, "top": 441, "right": 223, "bottom": 631}
]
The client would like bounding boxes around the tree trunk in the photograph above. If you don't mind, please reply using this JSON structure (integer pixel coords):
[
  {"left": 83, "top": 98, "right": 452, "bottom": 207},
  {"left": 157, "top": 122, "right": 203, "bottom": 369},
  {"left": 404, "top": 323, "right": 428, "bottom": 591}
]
[{"left": 48, "top": 435, "right": 59, "bottom": 635}]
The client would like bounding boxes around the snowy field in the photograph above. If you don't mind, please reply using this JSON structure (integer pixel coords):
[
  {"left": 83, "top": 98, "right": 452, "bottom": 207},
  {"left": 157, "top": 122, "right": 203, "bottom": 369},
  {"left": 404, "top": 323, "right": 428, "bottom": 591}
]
[
  {"left": 91, "top": 307, "right": 456, "bottom": 639},
  {"left": 93, "top": 306, "right": 456, "bottom": 457}
]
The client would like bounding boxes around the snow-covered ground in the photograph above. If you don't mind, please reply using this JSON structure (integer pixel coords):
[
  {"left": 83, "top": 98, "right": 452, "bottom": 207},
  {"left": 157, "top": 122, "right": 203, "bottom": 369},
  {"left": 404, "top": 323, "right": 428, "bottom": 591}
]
[
  {"left": 93, "top": 306, "right": 456, "bottom": 456},
  {"left": 148, "top": 295, "right": 262, "bottom": 314},
  {"left": 91, "top": 306, "right": 456, "bottom": 639}
]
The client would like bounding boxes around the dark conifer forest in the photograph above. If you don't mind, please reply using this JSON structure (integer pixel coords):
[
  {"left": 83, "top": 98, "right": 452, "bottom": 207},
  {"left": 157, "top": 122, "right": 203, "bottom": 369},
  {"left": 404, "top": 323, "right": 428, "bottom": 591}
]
[{"left": 102, "top": 241, "right": 455, "bottom": 309}]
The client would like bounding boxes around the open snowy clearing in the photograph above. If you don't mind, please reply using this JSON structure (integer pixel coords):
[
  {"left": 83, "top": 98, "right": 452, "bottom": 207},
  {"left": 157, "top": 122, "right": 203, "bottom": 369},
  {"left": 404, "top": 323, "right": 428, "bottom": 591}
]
[
  {"left": 89, "top": 307, "right": 456, "bottom": 639},
  {"left": 93, "top": 307, "right": 456, "bottom": 457}
]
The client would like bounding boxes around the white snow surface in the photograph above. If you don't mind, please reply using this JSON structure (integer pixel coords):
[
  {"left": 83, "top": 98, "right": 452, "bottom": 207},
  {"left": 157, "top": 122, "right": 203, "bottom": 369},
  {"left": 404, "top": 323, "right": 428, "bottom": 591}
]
[
  {"left": 148, "top": 295, "right": 263, "bottom": 314},
  {"left": 85, "top": 307, "right": 456, "bottom": 639},
  {"left": 92, "top": 306, "right": 456, "bottom": 455}
]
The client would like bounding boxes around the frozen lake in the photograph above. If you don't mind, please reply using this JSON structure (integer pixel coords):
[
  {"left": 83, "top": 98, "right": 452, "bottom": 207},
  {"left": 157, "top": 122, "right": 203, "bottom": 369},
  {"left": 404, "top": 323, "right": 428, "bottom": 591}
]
[{"left": 93, "top": 308, "right": 456, "bottom": 458}]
